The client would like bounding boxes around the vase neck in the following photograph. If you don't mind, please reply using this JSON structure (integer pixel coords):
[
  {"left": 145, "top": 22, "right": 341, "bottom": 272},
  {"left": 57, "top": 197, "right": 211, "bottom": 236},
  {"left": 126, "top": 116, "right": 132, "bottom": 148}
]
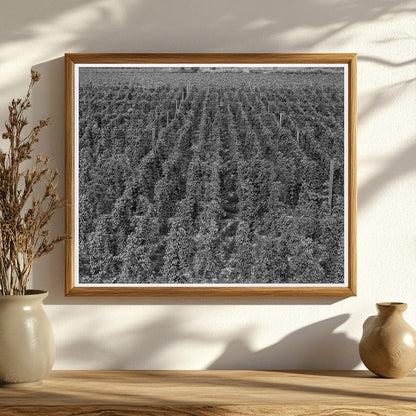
[{"left": 377, "top": 302, "right": 407, "bottom": 316}]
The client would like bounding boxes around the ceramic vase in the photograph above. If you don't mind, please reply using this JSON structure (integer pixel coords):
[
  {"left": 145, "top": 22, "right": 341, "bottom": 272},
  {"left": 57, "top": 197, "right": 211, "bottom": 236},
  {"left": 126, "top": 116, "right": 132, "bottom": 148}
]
[
  {"left": 0, "top": 290, "right": 55, "bottom": 387},
  {"left": 359, "top": 302, "right": 416, "bottom": 378}
]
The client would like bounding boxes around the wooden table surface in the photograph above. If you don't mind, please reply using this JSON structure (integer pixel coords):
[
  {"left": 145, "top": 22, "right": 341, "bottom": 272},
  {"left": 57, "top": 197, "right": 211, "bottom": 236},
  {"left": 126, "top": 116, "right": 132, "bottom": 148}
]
[{"left": 1, "top": 370, "right": 415, "bottom": 415}]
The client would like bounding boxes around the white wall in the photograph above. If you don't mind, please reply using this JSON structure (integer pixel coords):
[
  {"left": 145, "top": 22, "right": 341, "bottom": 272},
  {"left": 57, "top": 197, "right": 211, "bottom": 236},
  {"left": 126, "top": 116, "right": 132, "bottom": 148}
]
[{"left": 0, "top": 0, "right": 415, "bottom": 370}]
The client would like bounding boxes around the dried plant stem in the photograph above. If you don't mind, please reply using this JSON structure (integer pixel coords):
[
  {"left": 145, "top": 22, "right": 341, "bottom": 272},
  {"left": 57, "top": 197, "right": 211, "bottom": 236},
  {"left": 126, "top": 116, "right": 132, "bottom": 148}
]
[{"left": 0, "top": 71, "right": 66, "bottom": 295}]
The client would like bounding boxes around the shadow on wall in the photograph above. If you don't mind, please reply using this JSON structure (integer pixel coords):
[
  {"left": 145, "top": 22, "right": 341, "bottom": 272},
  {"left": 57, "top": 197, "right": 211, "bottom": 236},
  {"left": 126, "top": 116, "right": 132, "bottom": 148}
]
[
  {"left": 0, "top": 0, "right": 414, "bottom": 97},
  {"left": 55, "top": 311, "right": 216, "bottom": 369},
  {"left": 30, "top": 56, "right": 67, "bottom": 302},
  {"left": 0, "top": 0, "right": 413, "bottom": 53},
  {"left": 358, "top": 139, "right": 416, "bottom": 209},
  {"left": 357, "top": 77, "right": 416, "bottom": 133},
  {"left": 53, "top": 308, "right": 359, "bottom": 370},
  {"left": 208, "top": 314, "right": 360, "bottom": 370}
]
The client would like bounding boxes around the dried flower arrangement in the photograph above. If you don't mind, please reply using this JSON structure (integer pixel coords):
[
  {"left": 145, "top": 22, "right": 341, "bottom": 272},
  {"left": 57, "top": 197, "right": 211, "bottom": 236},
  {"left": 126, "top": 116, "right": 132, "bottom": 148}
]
[{"left": 0, "top": 71, "right": 66, "bottom": 295}]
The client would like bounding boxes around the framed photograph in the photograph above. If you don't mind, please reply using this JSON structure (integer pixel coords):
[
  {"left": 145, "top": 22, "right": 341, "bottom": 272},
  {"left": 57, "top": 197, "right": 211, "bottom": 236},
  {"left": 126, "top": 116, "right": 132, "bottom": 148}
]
[{"left": 65, "top": 53, "right": 356, "bottom": 296}]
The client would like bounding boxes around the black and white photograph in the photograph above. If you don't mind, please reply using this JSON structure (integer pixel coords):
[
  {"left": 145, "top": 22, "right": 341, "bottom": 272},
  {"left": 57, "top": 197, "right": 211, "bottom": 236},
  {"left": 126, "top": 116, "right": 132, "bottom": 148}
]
[{"left": 66, "top": 55, "right": 356, "bottom": 295}]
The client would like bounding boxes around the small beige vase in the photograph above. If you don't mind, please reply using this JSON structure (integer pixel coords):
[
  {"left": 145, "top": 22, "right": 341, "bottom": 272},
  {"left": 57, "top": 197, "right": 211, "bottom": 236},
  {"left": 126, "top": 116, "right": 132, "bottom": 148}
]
[
  {"left": 0, "top": 290, "right": 55, "bottom": 387},
  {"left": 359, "top": 302, "right": 416, "bottom": 378}
]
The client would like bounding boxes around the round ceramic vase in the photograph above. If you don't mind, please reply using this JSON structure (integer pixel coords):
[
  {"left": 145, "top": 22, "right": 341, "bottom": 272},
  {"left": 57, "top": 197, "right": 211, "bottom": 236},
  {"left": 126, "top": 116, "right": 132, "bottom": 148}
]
[
  {"left": 0, "top": 290, "right": 55, "bottom": 387},
  {"left": 359, "top": 302, "right": 416, "bottom": 378}
]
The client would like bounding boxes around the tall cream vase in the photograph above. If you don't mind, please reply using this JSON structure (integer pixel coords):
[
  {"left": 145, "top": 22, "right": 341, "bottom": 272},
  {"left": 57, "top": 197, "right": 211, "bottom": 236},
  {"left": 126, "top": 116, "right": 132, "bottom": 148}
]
[{"left": 0, "top": 290, "right": 55, "bottom": 387}]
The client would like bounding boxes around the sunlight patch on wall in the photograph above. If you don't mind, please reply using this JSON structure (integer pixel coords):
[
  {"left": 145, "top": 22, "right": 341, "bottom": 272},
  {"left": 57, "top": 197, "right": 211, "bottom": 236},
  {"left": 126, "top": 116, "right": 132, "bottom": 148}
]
[
  {"left": 242, "top": 17, "right": 275, "bottom": 31},
  {"left": 0, "top": 0, "right": 140, "bottom": 97}
]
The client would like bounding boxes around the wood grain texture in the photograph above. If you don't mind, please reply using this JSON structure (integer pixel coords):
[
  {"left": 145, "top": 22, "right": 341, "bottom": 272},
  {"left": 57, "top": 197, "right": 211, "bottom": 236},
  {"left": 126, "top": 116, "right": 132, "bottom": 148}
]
[
  {"left": 348, "top": 54, "right": 357, "bottom": 296},
  {"left": 0, "top": 370, "right": 415, "bottom": 416},
  {"left": 3, "top": 405, "right": 416, "bottom": 416},
  {"left": 65, "top": 53, "right": 357, "bottom": 64},
  {"left": 64, "top": 53, "right": 357, "bottom": 297},
  {"left": 65, "top": 285, "right": 356, "bottom": 297},
  {"left": 65, "top": 54, "right": 75, "bottom": 296}
]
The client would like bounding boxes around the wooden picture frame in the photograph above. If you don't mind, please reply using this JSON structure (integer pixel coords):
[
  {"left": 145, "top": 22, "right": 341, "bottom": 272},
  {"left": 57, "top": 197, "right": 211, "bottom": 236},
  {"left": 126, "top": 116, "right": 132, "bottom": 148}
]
[{"left": 65, "top": 53, "right": 356, "bottom": 296}]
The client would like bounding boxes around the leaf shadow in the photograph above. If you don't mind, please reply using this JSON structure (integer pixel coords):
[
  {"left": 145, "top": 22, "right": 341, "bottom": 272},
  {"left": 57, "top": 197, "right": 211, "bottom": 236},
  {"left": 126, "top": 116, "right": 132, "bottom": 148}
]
[{"left": 207, "top": 314, "right": 360, "bottom": 370}]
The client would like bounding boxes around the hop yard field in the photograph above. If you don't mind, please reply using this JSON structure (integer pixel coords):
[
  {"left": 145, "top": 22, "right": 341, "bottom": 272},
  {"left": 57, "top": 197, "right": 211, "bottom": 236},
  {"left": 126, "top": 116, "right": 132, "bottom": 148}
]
[{"left": 78, "top": 67, "right": 345, "bottom": 284}]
